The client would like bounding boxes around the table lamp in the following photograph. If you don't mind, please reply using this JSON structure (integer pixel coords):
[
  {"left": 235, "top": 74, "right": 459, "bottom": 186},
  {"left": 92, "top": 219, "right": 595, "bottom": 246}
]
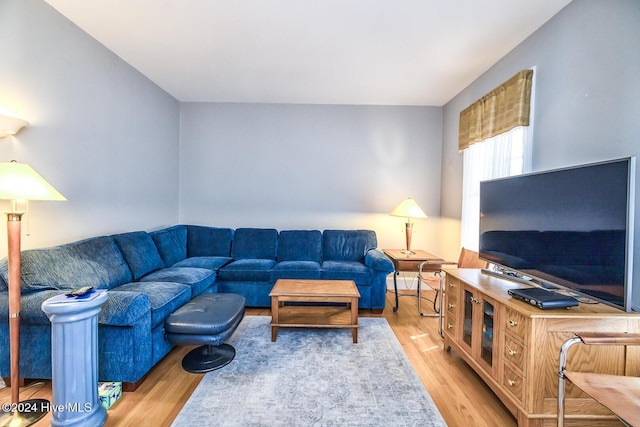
[
  {"left": 0, "top": 160, "right": 66, "bottom": 427},
  {"left": 390, "top": 198, "right": 427, "bottom": 255}
]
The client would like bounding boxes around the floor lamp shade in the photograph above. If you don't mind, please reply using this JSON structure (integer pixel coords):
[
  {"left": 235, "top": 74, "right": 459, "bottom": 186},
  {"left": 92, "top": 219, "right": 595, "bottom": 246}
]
[
  {"left": 0, "top": 161, "right": 65, "bottom": 427},
  {"left": 390, "top": 198, "right": 427, "bottom": 255}
]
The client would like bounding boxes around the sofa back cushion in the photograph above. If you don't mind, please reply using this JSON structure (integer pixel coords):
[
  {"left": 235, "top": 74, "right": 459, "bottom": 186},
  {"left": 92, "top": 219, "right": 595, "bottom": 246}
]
[
  {"left": 322, "top": 230, "right": 377, "bottom": 263},
  {"left": 113, "top": 231, "right": 165, "bottom": 280},
  {"left": 231, "top": 228, "right": 278, "bottom": 260},
  {"left": 186, "top": 225, "right": 234, "bottom": 257},
  {"left": 150, "top": 225, "right": 187, "bottom": 267},
  {"left": 0, "top": 236, "right": 132, "bottom": 293},
  {"left": 278, "top": 230, "right": 322, "bottom": 262}
]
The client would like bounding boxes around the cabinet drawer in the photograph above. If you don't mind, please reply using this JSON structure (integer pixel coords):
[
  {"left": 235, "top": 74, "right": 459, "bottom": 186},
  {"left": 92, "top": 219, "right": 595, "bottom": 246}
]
[
  {"left": 446, "top": 293, "right": 458, "bottom": 317},
  {"left": 446, "top": 277, "right": 459, "bottom": 294},
  {"left": 504, "top": 308, "right": 529, "bottom": 341},
  {"left": 504, "top": 334, "right": 527, "bottom": 374},
  {"left": 503, "top": 364, "right": 525, "bottom": 405},
  {"left": 444, "top": 312, "right": 457, "bottom": 339}
]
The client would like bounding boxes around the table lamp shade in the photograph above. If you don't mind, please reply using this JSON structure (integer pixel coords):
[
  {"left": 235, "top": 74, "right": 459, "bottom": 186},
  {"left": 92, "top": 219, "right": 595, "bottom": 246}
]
[
  {"left": 390, "top": 198, "right": 427, "bottom": 220},
  {"left": 0, "top": 161, "right": 66, "bottom": 202}
]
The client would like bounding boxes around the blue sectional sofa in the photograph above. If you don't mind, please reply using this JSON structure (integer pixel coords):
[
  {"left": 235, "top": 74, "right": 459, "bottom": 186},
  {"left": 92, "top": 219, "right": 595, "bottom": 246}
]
[{"left": 0, "top": 225, "right": 393, "bottom": 388}]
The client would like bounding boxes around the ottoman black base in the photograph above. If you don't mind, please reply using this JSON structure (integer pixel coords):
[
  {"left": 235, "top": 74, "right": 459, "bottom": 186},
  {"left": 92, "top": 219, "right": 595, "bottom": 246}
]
[{"left": 182, "top": 343, "right": 236, "bottom": 373}]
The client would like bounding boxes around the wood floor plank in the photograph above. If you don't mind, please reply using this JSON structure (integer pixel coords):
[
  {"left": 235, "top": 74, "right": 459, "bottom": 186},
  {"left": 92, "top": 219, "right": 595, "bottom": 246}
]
[{"left": 0, "top": 292, "right": 516, "bottom": 426}]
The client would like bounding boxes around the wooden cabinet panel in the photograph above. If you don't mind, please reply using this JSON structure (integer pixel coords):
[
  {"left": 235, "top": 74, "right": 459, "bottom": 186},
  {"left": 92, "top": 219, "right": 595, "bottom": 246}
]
[{"left": 442, "top": 268, "right": 640, "bottom": 427}]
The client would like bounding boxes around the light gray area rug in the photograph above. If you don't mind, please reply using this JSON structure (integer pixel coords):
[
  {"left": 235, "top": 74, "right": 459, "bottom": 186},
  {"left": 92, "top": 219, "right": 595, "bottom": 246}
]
[{"left": 172, "top": 316, "right": 447, "bottom": 427}]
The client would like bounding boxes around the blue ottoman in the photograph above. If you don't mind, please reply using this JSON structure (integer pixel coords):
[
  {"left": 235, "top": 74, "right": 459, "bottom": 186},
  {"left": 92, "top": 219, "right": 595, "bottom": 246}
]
[{"left": 165, "top": 293, "right": 245, "bottom": 373}]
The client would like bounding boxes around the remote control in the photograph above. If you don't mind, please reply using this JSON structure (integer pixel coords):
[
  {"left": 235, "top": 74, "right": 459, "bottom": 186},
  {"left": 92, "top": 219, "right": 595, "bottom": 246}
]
[{"left": 66, "top": 286, "right": 94, "bottom": 297}]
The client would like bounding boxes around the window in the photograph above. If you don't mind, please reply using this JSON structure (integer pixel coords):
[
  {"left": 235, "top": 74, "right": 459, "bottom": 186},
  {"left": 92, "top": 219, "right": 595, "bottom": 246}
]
[
  {"left": 460, "top": 126, "right": 531, "bottom": 250},
  {"left": 458, "top": 69, "right": 535, "bottom": 251}
]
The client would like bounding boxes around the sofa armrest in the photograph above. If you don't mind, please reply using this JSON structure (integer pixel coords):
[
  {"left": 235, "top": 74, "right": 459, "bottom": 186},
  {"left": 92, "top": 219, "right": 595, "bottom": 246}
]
[
  {"left": 0, "top": 290, "right": 64, "bottom": 325},
  {"left": 365, "top": 249, "right": 394, "bottom": 273}
]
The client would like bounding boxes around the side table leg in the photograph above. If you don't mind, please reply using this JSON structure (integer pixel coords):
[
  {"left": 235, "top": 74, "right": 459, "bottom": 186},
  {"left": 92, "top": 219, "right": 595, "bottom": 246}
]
[{"left": 393, "top": 270, "right": 399, "bottom": 312}]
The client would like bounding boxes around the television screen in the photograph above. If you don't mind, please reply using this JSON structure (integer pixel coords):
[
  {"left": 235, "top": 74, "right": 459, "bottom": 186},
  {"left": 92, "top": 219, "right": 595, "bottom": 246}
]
[{"left": 479, "top": 157, "right": 635, "bottom": 311}]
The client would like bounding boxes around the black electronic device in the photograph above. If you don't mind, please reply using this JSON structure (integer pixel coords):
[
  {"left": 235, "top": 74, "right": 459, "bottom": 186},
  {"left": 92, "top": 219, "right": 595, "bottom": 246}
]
[
  {"left": 508, "top": 287, "right": 579, "bottom": 310},
  {"left": 65, "top": 286, "right": 94, "bottom": 297},
  {"left": 479, "top": 157, "right": 636, "bottom": 312}
]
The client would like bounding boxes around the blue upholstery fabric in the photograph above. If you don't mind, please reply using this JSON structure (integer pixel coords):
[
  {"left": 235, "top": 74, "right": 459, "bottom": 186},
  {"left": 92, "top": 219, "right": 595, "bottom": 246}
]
[
  {"left": 217, "top": 281, "right": 273, "bottom": 307},
  {"left": 270, "top": 261, "right": 322, "bottom": 281},
  {"left": 186, "top": 225, "right": 234, "bottom": 257},
  {"left": 231, "top": 228, "right": 278, "bottom": 260},
  {"left": 277, "top": 230, "right": 322, "bottom": 262},
  {"left": 115, "top": 281, "right": 191, "bottom": 328},
  {"left": 365, "top": 249, "right": 395, "bottom": 272},
  {"left": 173, "top": 256, "right": 232, "bottom": 271},
  {"left": 0, "top": 236, "right": 132, "bottom": 293},
  {"left": 150, "top": 225, "right": 187, "bottom": 267},
  {"left": 113, "top": 231, "right": 165, "bottom": 280},
  {"left": 322, "top": 230, "right": 377, "bottom": 262},
  {"left": 98, "top": 291, "right": 152, "bottom": 326},
  {"left": 321, "top": 260, "right": 372, "bottom": 285},
  {"left": 219, "top": 259, "right": 277, "bottom": 282},
  {"left": 139, "top": 266, "right": 216, "bottom": 297},
  {"left": 98, "top": 320, "right": 152, "bottom": 383}
]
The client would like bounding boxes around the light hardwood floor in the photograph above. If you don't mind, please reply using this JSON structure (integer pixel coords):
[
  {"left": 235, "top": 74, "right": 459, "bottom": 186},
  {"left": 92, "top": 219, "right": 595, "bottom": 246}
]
[{"left": 1, "top": 290, "right": 516, "bottom": 426}]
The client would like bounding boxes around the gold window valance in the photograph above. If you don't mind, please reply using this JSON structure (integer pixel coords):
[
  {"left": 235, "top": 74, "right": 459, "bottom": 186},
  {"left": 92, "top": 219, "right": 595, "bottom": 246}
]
[{"left": 458, "top": 69, "right": 533, "bottom": 151}]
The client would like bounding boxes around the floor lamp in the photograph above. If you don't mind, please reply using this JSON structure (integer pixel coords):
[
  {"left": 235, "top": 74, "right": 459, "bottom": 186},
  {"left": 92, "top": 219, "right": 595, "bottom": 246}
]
[
  {"left": 0, "top": 161, "right": 66, "bottom": 427},
  {"left": 390, "top": 198, "right": 428, "bottom": 254}
]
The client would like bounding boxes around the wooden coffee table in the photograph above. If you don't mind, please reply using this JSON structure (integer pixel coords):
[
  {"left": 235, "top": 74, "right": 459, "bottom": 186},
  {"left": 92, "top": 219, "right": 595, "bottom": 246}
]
[{"left": 269, "top": 279, "right": 360, "bottom": 343}]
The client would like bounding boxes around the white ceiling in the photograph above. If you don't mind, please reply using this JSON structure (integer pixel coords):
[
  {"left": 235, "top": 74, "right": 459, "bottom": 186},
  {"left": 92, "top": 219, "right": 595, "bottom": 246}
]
[{"left": 44, "top": 0, "right": 572, "bottom": 106}]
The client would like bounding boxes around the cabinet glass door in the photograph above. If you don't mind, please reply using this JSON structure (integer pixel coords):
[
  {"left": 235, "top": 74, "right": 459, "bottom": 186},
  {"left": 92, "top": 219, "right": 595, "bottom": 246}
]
[
  {"left": 481, "top": 299, "right": 494, "bottom": 366},
  {"left": 463, "top": 289, "right": 473, "bottom": 347}
]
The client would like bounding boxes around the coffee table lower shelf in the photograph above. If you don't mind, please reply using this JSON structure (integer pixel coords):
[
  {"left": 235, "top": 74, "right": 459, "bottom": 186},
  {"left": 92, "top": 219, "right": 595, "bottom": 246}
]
[{"left": 271, "top": 306, "right": 359, "bottom": 343}]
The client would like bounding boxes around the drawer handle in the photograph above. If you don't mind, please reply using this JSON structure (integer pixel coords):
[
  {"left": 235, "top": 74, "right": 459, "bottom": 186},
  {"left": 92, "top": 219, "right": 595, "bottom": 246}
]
[
  {"left": 507, "top": 379, "right": 517, "bottom": 387},
  {"left": 448, "top": 283, "right": 455, "bottom": 288},
  {"left": 471, "top": 297, "right": 481, "bottom": 304},
  {"left": 508, "top": 349, "right": 518, "bottom": 356},
  {"left": 509, "top": 320, "right": 518, "bottom": 327},
  {"left": 447, "top": 323, "right": 454, "bottom": 329},
  {"left": 448, "top": 303, "right": 454, "bottom": 309}
]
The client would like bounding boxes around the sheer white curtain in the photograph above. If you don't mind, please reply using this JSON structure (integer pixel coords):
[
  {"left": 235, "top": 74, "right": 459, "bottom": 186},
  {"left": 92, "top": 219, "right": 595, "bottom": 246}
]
[{"left": 460, "top": 126, "right": 532, "bottom": 250}]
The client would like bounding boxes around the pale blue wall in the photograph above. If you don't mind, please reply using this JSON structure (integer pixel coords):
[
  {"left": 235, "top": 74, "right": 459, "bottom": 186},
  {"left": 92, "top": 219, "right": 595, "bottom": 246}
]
[
  {"left": 178, "top": 102, "right": 443, "bottom": 251},
  {"left": 441, "top": 0, "right": 640, "bottom": 309},
  {"left": 0, "top": 0, "right": 180, "bottom": 256}
]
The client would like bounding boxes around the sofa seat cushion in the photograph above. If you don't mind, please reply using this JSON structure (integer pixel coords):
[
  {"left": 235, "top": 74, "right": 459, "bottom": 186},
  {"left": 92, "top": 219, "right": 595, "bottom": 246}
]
[
  {"left": 116, "top": 281, "right": 191, "bottom": 328},
  {"left": 139, "top": 267, "right": 216, "bottom": 298},
  {"left": 98, "top": 291, "right": 152, "bottom": 326},
  {"left": 270, "top": 261, "right": 322, "bottom": 281},
  {"left": 321, "top": 261, "right": 372, "bottom": 285},
  {"left": 173, "top": 256, "right": 232, "bottom": 271},
  {"left": 219, "top": 259, "right": 277, "bottom": 282},
  {"left": 113, "top": 231, "right": 165, "bottom": 280}
]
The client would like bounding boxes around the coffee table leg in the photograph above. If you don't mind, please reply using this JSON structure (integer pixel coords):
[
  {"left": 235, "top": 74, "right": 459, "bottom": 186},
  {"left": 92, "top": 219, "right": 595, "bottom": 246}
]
[
  {"left": 271, "top": 296, "right": 279, "bottom": 342},
  {"left": 351, "top": 296, "right": 358, "bottom": 343}
]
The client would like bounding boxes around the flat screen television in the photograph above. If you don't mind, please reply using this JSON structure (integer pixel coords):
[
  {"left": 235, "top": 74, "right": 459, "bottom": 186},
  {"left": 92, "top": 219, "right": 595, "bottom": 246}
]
[{"left": 479, "top": 157, "right": 636, "bottom": 312}]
